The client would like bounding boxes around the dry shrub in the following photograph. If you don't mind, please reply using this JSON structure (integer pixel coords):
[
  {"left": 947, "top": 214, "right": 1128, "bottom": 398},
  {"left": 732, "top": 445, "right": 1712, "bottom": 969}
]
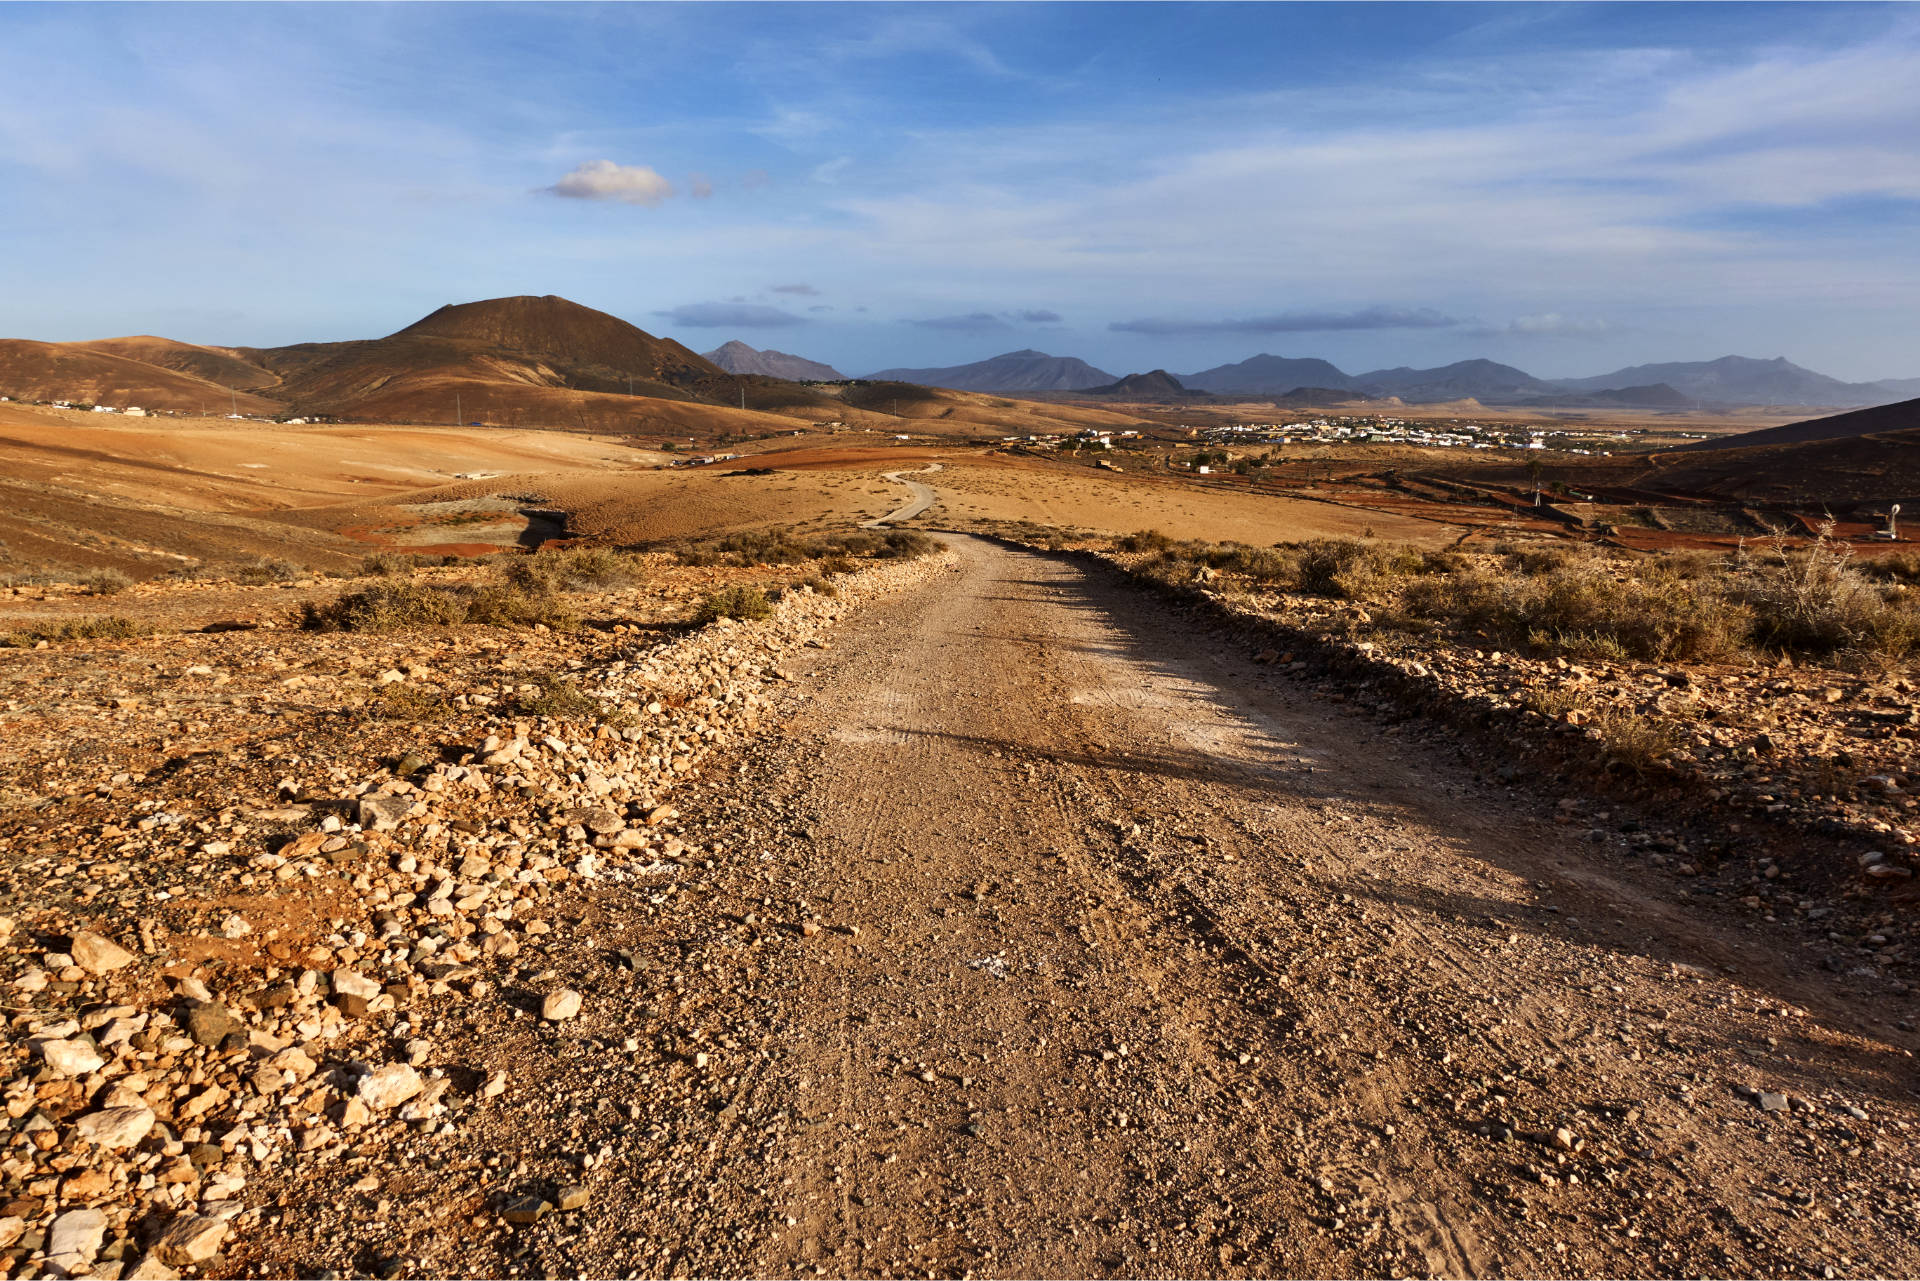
[
  {"left": 302, "top": 583, "right": 466, "bottom": 632},
  {"left": 505, "top": 546, "right": 642, "bottom": 591},
  {"left": 515, "top": 673, "right": 598, "bottom": 719},
  {"left": 78, "top": 568, "right": 132, "bottom": 596},
  {"left": 234, "top": 558, "right": 303, "bottom": 584},
  {"left": 369, "top": 683, "right": 452, "bottom": 722},
  {"left": 1592, "top": 707, "right": 1685, "bottom": 773},
  {"left": 462, "top": 582, "right": 576, "bottom": 629},
  {"left": 3, "top": 615, "right": 151, "bottom": 646},
  {"left": 694, "top": 585, "right": 772, "bottom": 623},
  {"left": 1116, "top": 529, "right": 1176, "bottom": 554},
  {"left": 301, "top": 581, "right": 572, "bottom": 632},
  {"left": 358, "top": 552, "right": 419, "bottom": 577},
  {"left": 1400, "top": 555, "right": 1751, "bottom": 663},
  {"left": 1732, "top": 527, "right": 1919, "bottom": 662}
]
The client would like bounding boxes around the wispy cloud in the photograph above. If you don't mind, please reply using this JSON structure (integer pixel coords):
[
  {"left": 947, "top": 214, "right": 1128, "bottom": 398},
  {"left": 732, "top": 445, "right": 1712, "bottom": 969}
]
[
  {"left": 544, "top": 160, "right": 675, "bottom": 206},
  {"left": 1112, "top": 308, "right": 1460, "bottom": 336},
  {"left": 688, "top": 173, "right": 714, "bottom": 199},
  {"left": 1015, "top": 308, "right": 1062, "bottom": 324},
  {"left": 1475, "top": 313, "right": 1619, "bottom": 338},
  {"left": 657, "top": 302, "right": 807, "bottom": 328},
  {"left": 770, "top": 283, "right": 820, "bottom": 296},
  {"left": 910, "top": 312, "right": 1010, "bottom": 333}
]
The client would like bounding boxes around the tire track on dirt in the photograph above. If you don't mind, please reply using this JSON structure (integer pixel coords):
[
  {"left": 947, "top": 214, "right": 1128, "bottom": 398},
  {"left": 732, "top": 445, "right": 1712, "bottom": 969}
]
[{"left": 620, "top": 533, "right": 1920, "bottom": 1279}]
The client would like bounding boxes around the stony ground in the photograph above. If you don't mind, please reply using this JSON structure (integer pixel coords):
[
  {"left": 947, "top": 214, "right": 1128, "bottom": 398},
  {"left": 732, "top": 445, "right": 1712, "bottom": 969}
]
[{"left": 1, "top": 535, "right": 1917, "bottom": 1280}]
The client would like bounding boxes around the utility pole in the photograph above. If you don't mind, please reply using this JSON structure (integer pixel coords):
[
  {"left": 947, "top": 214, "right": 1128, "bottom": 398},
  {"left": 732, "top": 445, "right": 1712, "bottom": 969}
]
[{"left": 456, "top": 392, "right": 462, "bottom": 427}]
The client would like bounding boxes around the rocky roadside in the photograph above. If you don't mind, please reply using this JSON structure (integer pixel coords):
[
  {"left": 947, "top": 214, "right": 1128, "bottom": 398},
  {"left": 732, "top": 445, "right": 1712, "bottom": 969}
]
[
  {"left": 988, "top": 538, "right": 1919, "bottom": 1009},
  {"left": 0, "top": 549, "right": 952, "bottom": 1280}
]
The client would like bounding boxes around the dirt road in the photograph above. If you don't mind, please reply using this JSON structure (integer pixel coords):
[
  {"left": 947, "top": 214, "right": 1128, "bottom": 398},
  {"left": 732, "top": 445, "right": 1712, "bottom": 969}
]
[
  {"left": 862, "top": 465, "right": 942, "bottom": 527},
  {"left": 322, "top": 534, "right": 1918, "bottom": 1279}
]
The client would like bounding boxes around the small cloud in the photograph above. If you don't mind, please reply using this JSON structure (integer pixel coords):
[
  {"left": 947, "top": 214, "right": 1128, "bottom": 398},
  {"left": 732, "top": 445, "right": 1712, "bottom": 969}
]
[
  {"left": 656, "top": 302, "right": 808, "bottom": 329},
  {"left": 808, "top": 305, "right": 833, "bottom": 313},
  {"left": 1013, "top": 309, "right": 1062, "bottom": 324},
  {"left": 689, "top": 173, "right": 714, "bottom": 199},
  {"left": 1482, "top": 313, "right": 1617, "bottom": 338},
  {"left": 1110, "top": 307, "right": 1460, "bottom": 336},
  {"left": 771, "top": 283, "right": 820, "bottom": 296},
  {"left": 544, "top": 160, "right": 675, "bottom": 207},
  {"left": 811, "top": 156, "right": 852, "bottom": 185},
  {"left": 741, "top": 169, "right": 770, "bottom": 190},
  {"left": 911, "top": 312, "right": 1011, "bottom": 333}
]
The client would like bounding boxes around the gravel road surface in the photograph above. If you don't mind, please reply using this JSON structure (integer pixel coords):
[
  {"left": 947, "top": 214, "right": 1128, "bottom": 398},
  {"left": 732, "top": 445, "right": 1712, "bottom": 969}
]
[{"left": 297, "top": 534, "right": 1916, "bottom": 1279}]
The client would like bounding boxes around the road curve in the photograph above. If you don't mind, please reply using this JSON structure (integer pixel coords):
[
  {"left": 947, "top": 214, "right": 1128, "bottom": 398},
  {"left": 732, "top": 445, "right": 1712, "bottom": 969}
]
[{"left": 861, "top": 463, "right": 942, "bottom": 527}]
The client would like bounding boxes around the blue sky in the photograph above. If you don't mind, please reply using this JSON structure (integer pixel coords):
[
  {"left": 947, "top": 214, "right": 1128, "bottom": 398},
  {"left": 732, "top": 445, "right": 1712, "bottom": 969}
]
[{"left": 2, "top": 2, "right": 1918, "bottom": 380}]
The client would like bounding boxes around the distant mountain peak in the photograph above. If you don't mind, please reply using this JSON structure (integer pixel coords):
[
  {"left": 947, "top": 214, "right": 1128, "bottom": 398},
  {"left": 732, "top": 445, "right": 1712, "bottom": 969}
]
[
  {"left": 702, "top": 340, "right": 843, "bottom": 381},
  {"left": 863, "top": 349, "right": 1114, "bottom": 392}
]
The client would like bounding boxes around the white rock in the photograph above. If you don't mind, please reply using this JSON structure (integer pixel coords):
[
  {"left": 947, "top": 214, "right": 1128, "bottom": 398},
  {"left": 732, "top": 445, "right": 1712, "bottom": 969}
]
[
  {"left": 46, "top": 1208, "right": 107, "bottom": 1277},
  {"left": 542, "top": 989, "right": 583, "bottom": 1021},
  {"left": 72, "top": 1106, "right": 156, "bottom": 1150},
  {"left": 267, "top": 1046, "right": 318, "bottom": 1081},
  {"left": 153, "top": 1213, "right": 229, "bottom": 1266},
  {"left": 37, "top": 1038, "right": 106, "bottom": 1078},
  {"left": 356, "top": 1063, "right": 424, "bottom": 1110},
  {"left": 331, "top": 970, "right": 381, "bottom": 999},
  {"left": 69, "top": 931, "right": 136, "bottom": 975}
]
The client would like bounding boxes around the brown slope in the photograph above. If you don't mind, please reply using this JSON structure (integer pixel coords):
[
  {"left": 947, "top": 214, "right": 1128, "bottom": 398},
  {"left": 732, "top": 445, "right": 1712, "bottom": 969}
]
[
  {"left": 0, "top": 339, "right": 282, "bottom": 414},
  {"left": 78, "top": 336, "right": 281, "bottom": 391},
  {"left": 1669, "top": 395, "right": 1920, "bottom": 451},
  {"left": 1645, "top": 424, "right": 1920, "bottom": 506}
]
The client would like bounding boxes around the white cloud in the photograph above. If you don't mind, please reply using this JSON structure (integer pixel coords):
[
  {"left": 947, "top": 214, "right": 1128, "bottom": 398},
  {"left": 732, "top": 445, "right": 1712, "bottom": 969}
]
[
  {"left": 1489, "top": 314, "right": 1618, "bottom": 338},
  {"left": 545, "top": 160, "right": 675, "bottom": 206}
]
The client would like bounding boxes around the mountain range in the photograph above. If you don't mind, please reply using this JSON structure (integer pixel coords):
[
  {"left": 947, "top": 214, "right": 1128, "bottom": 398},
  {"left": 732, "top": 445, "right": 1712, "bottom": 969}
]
[
  {"left": 815, "top": 346, "right": 1915, "bottom": 408},
  {"left": 5, "top": 296, "right": 1913, "bottom": 424}
]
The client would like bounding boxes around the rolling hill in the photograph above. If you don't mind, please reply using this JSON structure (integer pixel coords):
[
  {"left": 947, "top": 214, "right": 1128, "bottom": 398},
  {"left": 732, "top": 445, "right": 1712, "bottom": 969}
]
[
  {"left": 864, "top": 349, "right": 1115, "bottom": 392},
  {"left": 0, "top": 339, "right": 281, "bottom": 414}
]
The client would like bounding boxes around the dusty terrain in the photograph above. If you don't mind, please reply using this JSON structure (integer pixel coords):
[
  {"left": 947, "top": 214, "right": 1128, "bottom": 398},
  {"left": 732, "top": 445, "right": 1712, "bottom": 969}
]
[
  {"left": 0, "top": 407, "right": 1468, "bottom": 587},
  {"left": 1, "top": 525, "right": 1915, "bottom": 1279}
]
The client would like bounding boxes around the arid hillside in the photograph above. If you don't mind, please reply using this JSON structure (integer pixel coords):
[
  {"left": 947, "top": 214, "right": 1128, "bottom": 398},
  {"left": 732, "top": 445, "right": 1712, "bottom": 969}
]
[
  {"left": 0, "top": 297, "right": 1185, "bottom": 443},
  {"left": 0, "top": 341, "right": 281, "bottom": 415}
]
